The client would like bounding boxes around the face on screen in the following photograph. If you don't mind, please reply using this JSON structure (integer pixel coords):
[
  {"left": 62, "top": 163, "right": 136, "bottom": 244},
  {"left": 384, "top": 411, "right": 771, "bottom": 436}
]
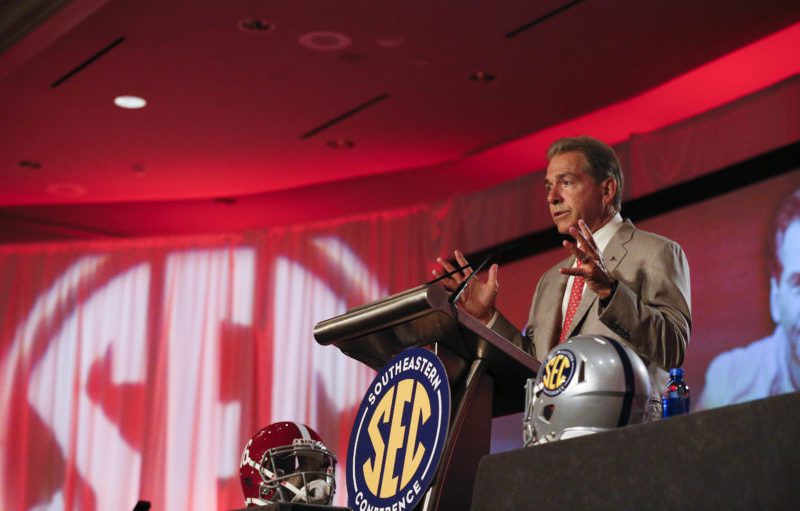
[
  {"left": 544, "top": 151, "right": 613, "bottom": 234},
  {"left": 771, "top": 220, "right": 800, "bottom": 360}
]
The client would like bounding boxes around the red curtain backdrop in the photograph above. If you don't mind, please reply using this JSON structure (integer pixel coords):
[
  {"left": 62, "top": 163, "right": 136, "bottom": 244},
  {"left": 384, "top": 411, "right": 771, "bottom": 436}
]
[
  {"left": 0, "top": 209, "right": 444, "bottom": 510},
  {"left": 1, "top": 76, "right": 799, "bottom": 510}
]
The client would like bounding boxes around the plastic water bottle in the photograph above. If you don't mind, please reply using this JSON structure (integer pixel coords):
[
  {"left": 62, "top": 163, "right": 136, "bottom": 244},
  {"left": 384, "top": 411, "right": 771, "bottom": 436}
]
[{"left": 661, "top": 367, "right": 690, "bottom": 418}]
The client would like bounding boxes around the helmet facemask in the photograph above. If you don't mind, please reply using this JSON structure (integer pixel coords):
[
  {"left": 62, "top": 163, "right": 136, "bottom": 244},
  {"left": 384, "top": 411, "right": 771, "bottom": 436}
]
[{"left": 258, "top": 440, "right": 336, "bottom": 505}]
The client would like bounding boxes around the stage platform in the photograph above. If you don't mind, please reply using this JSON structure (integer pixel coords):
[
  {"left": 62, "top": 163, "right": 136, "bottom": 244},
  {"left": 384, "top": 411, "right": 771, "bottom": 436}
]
[{"left": 472, "top": 392, "right": 800, "bottom": 510}]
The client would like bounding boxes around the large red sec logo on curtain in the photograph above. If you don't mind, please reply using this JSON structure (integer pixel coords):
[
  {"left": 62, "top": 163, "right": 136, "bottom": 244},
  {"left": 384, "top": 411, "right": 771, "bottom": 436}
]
[{"left": 346, "top": 348, "right": 450, "bottom": 511}]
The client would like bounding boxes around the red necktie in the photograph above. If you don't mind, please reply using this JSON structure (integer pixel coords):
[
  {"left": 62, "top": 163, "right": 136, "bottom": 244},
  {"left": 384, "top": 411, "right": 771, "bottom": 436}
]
[{"left": 559, "top": 260, "right": 584, "bottom": 344}]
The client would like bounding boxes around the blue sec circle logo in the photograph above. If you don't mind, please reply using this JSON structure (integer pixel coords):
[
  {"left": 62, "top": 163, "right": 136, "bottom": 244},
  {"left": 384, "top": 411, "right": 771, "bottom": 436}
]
[
  {"left": 540, "top": 349, "right": 576, "bottom": 396},
  {"left": 347, "top": 347, "right": 451, "bottom": 511}
]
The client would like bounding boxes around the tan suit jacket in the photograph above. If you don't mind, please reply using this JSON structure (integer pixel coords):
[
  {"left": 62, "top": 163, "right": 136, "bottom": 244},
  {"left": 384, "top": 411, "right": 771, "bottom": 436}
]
[{"left": 493, "top": 219, "right": 692, "bottom": 406}]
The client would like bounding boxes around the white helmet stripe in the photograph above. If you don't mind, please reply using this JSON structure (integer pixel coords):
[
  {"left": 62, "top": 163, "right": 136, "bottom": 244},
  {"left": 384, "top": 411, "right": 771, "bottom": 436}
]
[{"left": 295, "top": 422, "right": 312, "bottom": 441}]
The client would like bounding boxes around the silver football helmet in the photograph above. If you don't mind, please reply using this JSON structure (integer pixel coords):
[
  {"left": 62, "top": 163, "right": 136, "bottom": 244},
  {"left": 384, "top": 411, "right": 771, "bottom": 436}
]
[{"left": 523, "top": 335, "right": 651, "bottom": 446}]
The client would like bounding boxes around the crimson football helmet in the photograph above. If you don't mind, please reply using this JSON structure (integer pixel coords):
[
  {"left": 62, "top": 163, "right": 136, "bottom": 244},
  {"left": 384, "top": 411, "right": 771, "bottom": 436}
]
[{"left": 239, "top": 421, "right": 337, "bottom": 507}]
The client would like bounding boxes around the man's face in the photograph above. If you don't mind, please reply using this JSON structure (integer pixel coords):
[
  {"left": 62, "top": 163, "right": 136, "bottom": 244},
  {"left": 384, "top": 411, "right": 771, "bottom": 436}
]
[
  {"left": 544, "top": 151, "right": 613, "bottom": 234},
  {"left": 771, "top": 220, "right": 800, "bottom": 360}
]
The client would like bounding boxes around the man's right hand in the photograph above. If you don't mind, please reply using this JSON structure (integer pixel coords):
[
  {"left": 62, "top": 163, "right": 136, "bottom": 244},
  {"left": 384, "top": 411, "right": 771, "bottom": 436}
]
[{"left": 433, "top": 250, "right": 499, "bottom": 324}]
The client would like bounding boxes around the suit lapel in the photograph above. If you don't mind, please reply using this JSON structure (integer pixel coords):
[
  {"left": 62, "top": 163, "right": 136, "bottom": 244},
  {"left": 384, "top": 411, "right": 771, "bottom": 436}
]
[
  {"left": 539, "top": 298, "right": 564, "bottom": 347},
  {"left": 540, "top": 259, "right": 570, "bottom": 354},
  {"left": 603, "top": 219, "right": 634, "bottom": 274},
  {"left": 565, "top": 285, "right": 596, "bottom": 341}
]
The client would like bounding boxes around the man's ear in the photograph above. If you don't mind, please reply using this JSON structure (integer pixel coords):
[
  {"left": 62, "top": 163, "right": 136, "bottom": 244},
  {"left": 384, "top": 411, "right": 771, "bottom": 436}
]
[
  {"left": 770, "top": 276, "right": 780, "bottom": 325},
  {"left": 602, "top": 177, "right": 617, "bottom": 206}
]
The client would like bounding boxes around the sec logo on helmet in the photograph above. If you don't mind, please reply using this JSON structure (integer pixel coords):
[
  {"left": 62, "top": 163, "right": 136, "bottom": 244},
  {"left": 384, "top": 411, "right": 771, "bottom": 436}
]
[
  {"left": 541, "top": 349, "right": 577, "bottom": 396},
  {"left": 347, "top": 348, "right": 450, "bottom": 511}
]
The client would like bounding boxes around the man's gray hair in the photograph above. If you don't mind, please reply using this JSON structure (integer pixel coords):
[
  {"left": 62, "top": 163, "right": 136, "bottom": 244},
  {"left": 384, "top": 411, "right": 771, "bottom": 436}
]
[{"left": 547, "top": 135, "right": 624, "bottom": 211}]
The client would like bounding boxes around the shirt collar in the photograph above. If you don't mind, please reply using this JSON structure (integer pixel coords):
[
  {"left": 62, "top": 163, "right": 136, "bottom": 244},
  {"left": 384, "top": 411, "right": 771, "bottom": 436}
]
[{"left": 591, "top": 212, "right": 624, "bottom": 252}]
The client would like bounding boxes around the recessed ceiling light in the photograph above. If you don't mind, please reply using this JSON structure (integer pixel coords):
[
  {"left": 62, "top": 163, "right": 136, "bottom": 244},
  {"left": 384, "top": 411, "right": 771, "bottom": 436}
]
[
  {"left": 468, "top": 71, "right": 496, "bottom": 83},
  {"left": 298, "top": 31, "right": 351, "bottom": 51},
  {"left": 114, "top": 95, "right": 146, "bottom": 109}
]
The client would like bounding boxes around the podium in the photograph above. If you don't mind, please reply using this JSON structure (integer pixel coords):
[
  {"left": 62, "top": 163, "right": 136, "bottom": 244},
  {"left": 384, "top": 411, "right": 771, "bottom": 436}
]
[{"left": 314, "top": 282, "right": 539, "bottom": 510}]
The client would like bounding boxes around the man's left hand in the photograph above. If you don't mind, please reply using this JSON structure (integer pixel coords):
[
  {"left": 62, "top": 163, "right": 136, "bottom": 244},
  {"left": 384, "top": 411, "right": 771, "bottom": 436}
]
[{"left": 560, "top": 219, "right": 616, "bottom": 299}]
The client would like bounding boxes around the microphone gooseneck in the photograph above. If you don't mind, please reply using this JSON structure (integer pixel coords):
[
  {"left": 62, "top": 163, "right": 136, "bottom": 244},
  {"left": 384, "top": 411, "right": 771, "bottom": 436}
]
[{"left": 448, "top": 253, "right": 493, "bottom": 305}]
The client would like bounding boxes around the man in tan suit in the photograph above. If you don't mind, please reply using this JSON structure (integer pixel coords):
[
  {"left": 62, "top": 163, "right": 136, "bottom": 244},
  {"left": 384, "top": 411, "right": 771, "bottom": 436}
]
[{"left": 435, "top": 136, "right": 691, "bottom": 416}]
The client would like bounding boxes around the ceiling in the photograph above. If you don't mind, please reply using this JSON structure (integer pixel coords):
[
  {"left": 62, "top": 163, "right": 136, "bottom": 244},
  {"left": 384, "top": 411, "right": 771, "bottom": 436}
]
[{"left": 1, "top": 0, "right": 799, "bottom": 242}]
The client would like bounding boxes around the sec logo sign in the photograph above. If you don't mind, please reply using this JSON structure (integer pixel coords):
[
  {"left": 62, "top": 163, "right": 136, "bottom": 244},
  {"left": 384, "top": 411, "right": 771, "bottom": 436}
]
[
  {"left": 347, "top": 348, "right": 450, "bottom": 511},
  {"left": 540, "top": 349, "right": 576, "bottom": 396}
]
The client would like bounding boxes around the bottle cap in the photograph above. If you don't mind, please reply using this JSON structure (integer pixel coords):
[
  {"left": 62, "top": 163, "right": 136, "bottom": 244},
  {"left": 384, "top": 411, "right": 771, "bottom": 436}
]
[{"left": 669, "top": 367, "right": 684, "bottom": 379}]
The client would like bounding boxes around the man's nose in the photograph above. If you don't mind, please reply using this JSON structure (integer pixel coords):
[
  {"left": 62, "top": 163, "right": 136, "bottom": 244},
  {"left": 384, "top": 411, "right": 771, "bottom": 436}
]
[{"left": 547, "top": 188, "right": 561, "bottom": 204}]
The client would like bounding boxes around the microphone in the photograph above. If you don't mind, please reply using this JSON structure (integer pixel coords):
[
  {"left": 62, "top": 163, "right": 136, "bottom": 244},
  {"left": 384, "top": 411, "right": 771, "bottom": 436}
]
[
  {"left": 447, "top": 240, "right": 519, "bottom": 306},
  {"left": 448, "top": 252, "right": 494, "bottom": 305},
  {"left": 425, "top": 262, "right": 473, "bottom": 286}
]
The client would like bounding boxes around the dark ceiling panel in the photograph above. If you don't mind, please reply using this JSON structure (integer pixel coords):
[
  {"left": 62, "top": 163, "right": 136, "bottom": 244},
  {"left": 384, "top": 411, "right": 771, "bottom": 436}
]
[{"left": 1, "top": 0, "right": 799, "bottom": 242}]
